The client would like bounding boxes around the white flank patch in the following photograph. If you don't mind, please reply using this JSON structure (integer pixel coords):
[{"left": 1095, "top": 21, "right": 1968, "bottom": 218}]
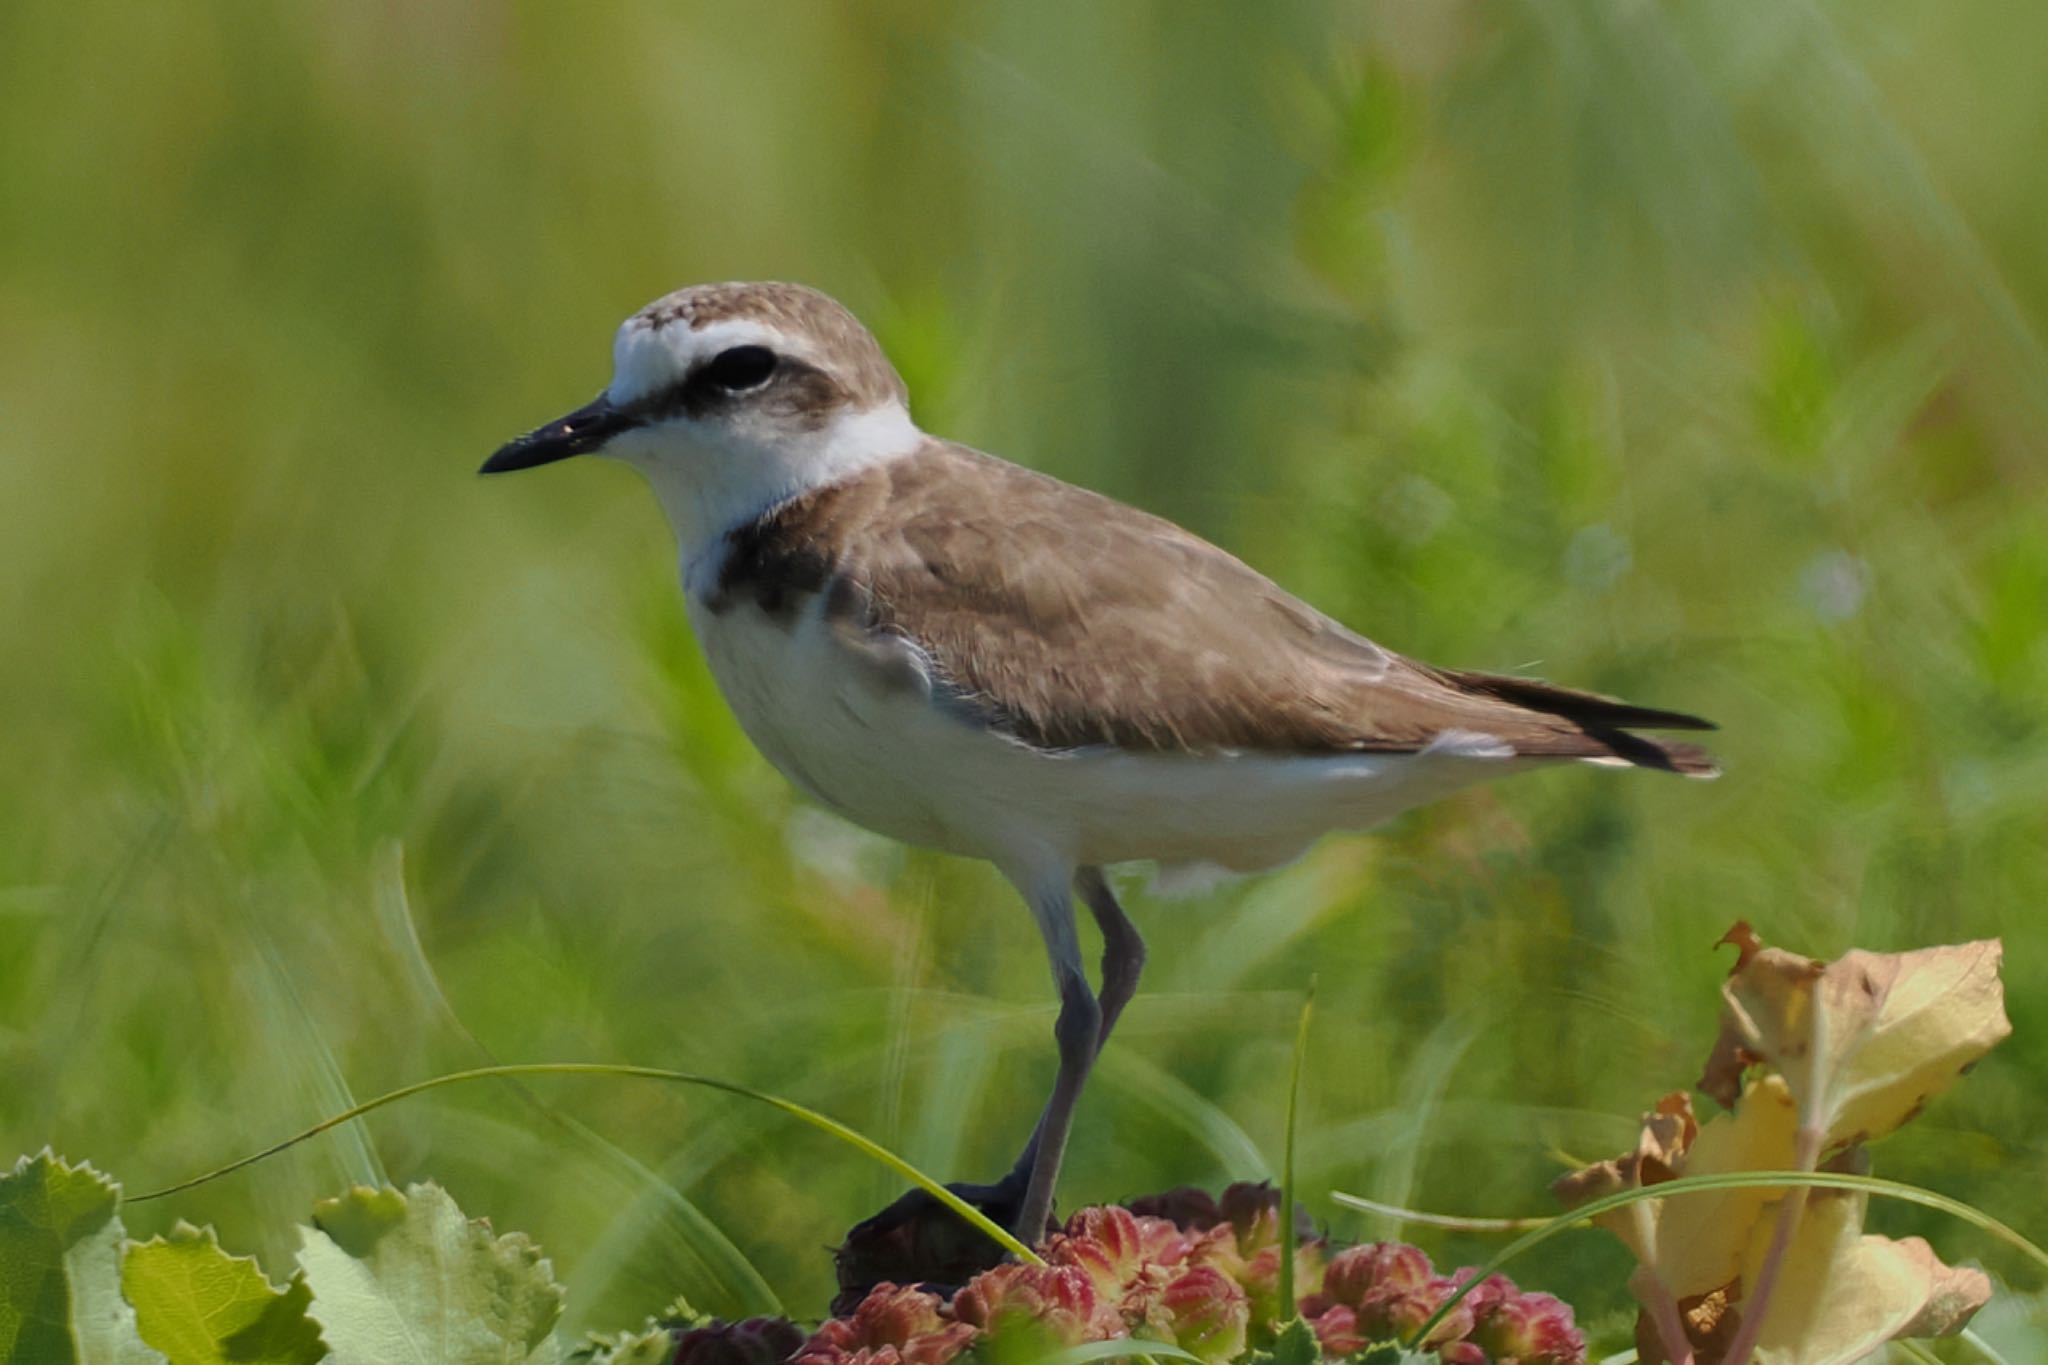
[
  {"left": 1421, "top": 728, "right": 1516, "bottom": 760},
  {"left": 1148, "top": 860, "right": 1244, "bottom": 899}
]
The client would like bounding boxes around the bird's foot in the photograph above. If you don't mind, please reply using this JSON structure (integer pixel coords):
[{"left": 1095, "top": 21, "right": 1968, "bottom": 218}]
[{"left": 833, "top": 1169, "right": 1052, "bottom": 1314}]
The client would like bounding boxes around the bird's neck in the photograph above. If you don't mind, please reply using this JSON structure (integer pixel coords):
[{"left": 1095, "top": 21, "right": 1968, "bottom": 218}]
[{"left": 624, "top": 401, "right": 924, "bottom": 575}]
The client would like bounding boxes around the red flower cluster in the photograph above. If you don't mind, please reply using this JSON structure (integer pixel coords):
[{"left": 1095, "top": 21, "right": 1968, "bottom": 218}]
[
  {"left": 1303, "top": 1248, "right": 1583, "bottom": 1364},
  {"left": 795, "top": 1282, "right": 976, "bottom": 1365},
  {"left": 693, "top": 1185, "right": 1583, "bottom": 1365}
]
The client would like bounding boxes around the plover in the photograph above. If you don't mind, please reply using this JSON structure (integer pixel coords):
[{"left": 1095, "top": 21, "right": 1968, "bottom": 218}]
[{"left": 482, "top": 281, "right": 1716, "bottom": 1243}]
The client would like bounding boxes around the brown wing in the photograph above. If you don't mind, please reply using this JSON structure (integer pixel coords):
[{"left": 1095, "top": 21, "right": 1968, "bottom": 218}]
[{"left": 714, "top": 441, "right": 1717, "bottom": 774}]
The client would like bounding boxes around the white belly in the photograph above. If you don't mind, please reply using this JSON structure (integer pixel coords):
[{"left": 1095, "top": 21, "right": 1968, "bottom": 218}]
[{"left": 684, "top": 589, "right": 1528, "bottom": 881}]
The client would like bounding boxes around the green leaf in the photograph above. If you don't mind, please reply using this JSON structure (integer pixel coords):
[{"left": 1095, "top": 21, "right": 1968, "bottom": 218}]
[
  {"left": 294, "top": 1183, "right": 564, "bottom": 1364},
  {"left": 1355, "top": 1344, "right": 1433, "bottom": 1365},
  {"left": 0, "top": 1149, "right": 164, "bottom": 1364},
  {"left": 122, "top": 1222, "right": 326, "bottom": 1365},
  {"left": 1024, "top": 1341, "right": 1206, "bottom": 1365},
  {"left": 1278, "top": 981, "right": 1314, "bottom": 1317},
  {"left": 648, "top": 1297, "right": 708, "bottom": 1333},
  {"left": 1265, "top": 1317, "right": 1320, "bottom": 1365},
  {"left": 567, "top": 1328, "right": 676, "bottom": 1365}
]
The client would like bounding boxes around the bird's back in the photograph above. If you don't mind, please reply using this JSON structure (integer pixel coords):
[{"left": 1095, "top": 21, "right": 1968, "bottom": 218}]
[{"left": 705, "top": 439, "right": 1715, "bottom": 775}]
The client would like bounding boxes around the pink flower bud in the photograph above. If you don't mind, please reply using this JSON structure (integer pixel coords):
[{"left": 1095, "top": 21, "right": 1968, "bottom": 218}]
[
  {"left": 1353, "top": 1276, "right": 1474, "bottom": 1347},
  {"left": 1156, "top": 1265, "right": 1250, "bottom": 1363},
  {"left": 1046, "top": 1206, "right": 1196, "bottom": 1303},
  {"left": 796, "top": 1284, "right": 975, "bottom": 1365},
  {"left": 951, "top": 1263, "right": 1120, "bottom": 1344},
  {"left": 1446, "top": 1270, "right": 1517, "bottom": 1318},
  {"left": 1469, "top": 1290, "right": 1587, "bottom": 1363},
  {"left": 1321, "top": 1242, "right": 1435, "bottom": 1308},
  {"left": 1308, "top": 1304, "right": 1364, "bottom": 1357}
]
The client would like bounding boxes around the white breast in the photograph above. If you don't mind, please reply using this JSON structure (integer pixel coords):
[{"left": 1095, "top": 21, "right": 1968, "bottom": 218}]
[{"left": 683, "top": 585, "right": 973, "bottom": 854}]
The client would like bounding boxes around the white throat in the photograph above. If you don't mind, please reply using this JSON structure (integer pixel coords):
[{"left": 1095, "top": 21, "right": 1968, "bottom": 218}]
[{"left": 610, "top": 401, "right": 923, "bottom": 572}]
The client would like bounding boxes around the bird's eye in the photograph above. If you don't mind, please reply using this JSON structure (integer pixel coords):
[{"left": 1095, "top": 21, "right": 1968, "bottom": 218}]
[{"left": 701, "top": 345, "right": 777, "bottom": 391}]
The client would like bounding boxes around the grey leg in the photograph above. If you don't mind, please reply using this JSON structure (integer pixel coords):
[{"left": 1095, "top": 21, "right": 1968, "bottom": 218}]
[
  {"left": 1076, "top": 866, "right": 1146, "bottom": 1052},
  {"left": 1011, "top": 878, "right": 1102, "bottom": 1242},
  {"left": 841, "top": 869, "right": 1142, "bottom": 1261},
  {"left": 1002, "top": 868, "right": 1145, "bottom": 1238}
]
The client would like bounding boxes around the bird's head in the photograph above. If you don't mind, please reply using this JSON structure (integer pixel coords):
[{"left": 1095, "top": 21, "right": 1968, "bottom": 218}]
[{"left": 483, "top": 281, "right": 921, "bottom": 549}]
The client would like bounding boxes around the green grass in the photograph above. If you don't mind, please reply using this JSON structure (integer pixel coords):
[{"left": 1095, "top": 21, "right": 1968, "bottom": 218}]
[
  {"left": 130, "top": 1062, "right": 1038, "bottom": 1264},
  {"left": 3, "top": 0, "right": 2046, "bottom": 1344}
]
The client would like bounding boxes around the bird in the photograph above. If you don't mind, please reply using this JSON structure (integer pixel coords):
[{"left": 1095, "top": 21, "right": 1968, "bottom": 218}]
[{"left": 481, "top": 280, "right": 1717, "bottom": 1246}]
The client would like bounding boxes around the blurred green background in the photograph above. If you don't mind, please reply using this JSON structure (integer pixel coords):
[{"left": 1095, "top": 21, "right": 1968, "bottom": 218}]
[{"left": 3, "top": 0, "right": 2044, "bottom": 1346}]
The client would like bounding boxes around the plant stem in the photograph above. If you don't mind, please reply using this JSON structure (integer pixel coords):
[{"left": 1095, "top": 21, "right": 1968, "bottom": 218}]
[
  {"left": 1633, "top": 1265, "right": 1697, "bottom": 1365},
  {"left": 1720, "top": 1128, "right": 1822, "bottom": 1365},
  {"left": 1318, "top": 1193, "right": 1548, "bottom": 1233},
  {"left": 1724, "top": 992, "right": 1832, "bottom": 1365},
  {"left": 1278, "top": 978, "right": 1315, "bottom": 1318}
]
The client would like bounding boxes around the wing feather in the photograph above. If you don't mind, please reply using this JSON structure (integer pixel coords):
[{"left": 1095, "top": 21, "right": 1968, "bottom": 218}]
[{"left": 715, "top": 441, "right": 1716, "bottom": 773}]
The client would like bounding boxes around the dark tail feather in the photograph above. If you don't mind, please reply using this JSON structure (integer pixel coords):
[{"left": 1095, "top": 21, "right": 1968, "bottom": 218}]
[
  {"left": 1584, "top": 728, "right": 1722, "bottom": 779},
  {"left": 1436, "top": 666, "right": 1720, "bottom": 779},
  {"left": 1442, "top": 667, "right": 1718, "bottom": 732}
]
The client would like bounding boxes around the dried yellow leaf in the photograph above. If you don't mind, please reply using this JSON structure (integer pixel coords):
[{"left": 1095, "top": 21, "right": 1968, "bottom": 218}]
[
  {"left": 1736, "top": 1186, "right": 1991, "bottom": 1364},
  {"left": 1562, "top": 928, "right": 2008, "bottom": 1365},
  {"left": 1557, "top": 1079, "right": 1798, "bottom": 1303},
  {"left": 1701, "top": 930, "right": 2010, "bottom": 1152}
]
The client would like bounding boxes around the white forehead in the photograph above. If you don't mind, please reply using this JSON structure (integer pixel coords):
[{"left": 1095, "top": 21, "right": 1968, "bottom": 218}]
[{"left": 607, "top": 316, "right": 808, "bottom": 408}]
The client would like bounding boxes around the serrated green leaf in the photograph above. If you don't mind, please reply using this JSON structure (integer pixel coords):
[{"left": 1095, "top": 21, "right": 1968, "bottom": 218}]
[
  {"left": 1026, "top": 1340, "right": 1206, "bottom": 1365},
  {"left": 0, "top": 1149, "right": 164, "bottom": 1365},
  {"left": 122, "top": 1222, "right": 327, "bottom": 1365},
  {"left": 1355, "top": 1344, "right": 1433, "bottom": 1365},
  {"left": 1264, "top": 1317, "right": 1319, "bottom": 1365},
  {"left": 651, "top": 1298, "right": 707, "bottom": 1332},
  {"left": 294, "top": 1182, "right": 564, "bottom": 1365},
  {"left": 568, "top": 1328, "right": 676, "bottom": 1365}
]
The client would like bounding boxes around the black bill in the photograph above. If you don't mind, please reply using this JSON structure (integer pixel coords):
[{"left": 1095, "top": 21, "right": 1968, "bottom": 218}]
[{"left": 480, "top": 394, "right": 639, "bottom": 474}]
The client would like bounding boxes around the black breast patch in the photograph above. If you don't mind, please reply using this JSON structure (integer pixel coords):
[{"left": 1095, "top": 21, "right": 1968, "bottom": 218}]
[{"left": 704, "top": 481, "right": 870, "bottom": 624}]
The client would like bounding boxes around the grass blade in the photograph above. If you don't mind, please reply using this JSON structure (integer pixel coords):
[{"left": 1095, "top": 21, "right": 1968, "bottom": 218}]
[
  {"left": 1096, "top": 1049, "right": 1272, "bottom": 1181},
  {"left": 1360, "top": 1013, "right": 1478, "bottom": 1241},
  {"left": 1322, "top": 1192, "right": 1548, "bottom": 1233},
  {"left": 132, "top": 1062, "right": 1042, "bottom": 1265},
  {"left": 369, "top": 842, "right": 781, "bottom": 1319},
  {"left": 1278, "top": 977, "right": 1315, "bottom": 1317},
  {"left": 1028, "top": 1340, "right": 1204, "bottom": 1365}
]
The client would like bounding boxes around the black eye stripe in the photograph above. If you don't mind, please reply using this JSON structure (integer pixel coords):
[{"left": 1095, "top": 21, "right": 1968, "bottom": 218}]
[
  {"left": 644, "top": 348, "right": 830, "bottom": 422},
  {"left": 699, "top": 345, "right": 777, "bottom": 392}
]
